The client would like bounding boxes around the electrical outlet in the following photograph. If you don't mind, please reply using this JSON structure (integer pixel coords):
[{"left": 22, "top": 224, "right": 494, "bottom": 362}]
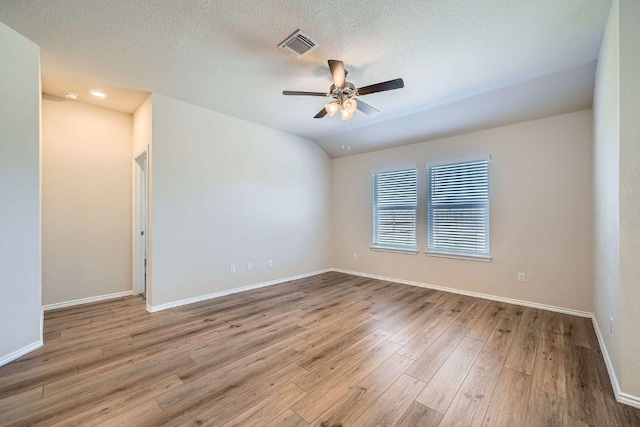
[
  {"left": 268, "top": 259, "right": 273, "bottom": 268},
  {"left": 230, "top": 264, "right": 235, "bottom": 274},
  {"left": 518, "top": 273, "right": 526, "bottom": 283},
  {"left": 353, "top": 253, "right": 358, "bottom": 260},
  {"left": 610, "top": 316, "right": 613, "bottom": 334},
  {"left": 247, "top": 262, "right": 253, "bottom": 271}
]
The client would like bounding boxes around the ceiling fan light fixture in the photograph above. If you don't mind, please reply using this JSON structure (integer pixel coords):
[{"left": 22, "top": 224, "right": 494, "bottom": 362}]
[
  {"left": 325, "top": 101, "right": 340, "bottom": 116},
  {"left": 340, "top": 109, "right": 353, "bottom": 121},
  {"left": 344, "top": 98, "right": 357, "bottom": 113}
]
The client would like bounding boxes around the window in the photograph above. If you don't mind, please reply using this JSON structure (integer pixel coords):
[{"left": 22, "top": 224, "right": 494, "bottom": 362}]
[
  {"left": 372, "top": 168, "right": 418, "bottom": 252},
  {"left": 427, "top": 158, "right": 490, "bottom": 259}
]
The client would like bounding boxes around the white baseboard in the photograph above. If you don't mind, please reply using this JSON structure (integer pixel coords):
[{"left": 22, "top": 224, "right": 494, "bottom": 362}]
[
  {"left": 42, "top": 290, "right": 134, "bottom": 311},
  {"left": 332, "top": 268, "right": 592, "bottom": 318},
  {"left": 0, "top": 340, "right": 43, "bottom": 367},
  {"left": 591, "top": 316, "right": 640, "bottom": 409},
  {"left": 146, "top": 269, "right": 332, "bottom": 313},
  {"left": 618, "top": 391, "right": 640, "bottom": 409}
]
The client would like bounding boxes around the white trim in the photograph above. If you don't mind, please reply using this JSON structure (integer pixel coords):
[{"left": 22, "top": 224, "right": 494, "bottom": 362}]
[
  {"left": 132, "top": 146, "right": 149, "bottom": 297},
  {"left": 591, "top": 316, "right": 640, "bottom": 409},
  {"left": 371, "top": 246, "right": 419, "bottom": 255},
  {"left": 42, "top": 290, "right": 134, "bottom": 311},
  {"left": 0, "top": 340, "right": 43, "bottom": 367},
  {"left": 425, "top": 251, "right": 492, "bottom": 262},
  {"left": 146, "top": 269, "right": 332, "bottom": 313},
  {"left": 331, "top": 268, "right": 592, "bottom": 318},
  {"left": 134, "top": 146, "right": 149, "bottom": 161},
  {"left": 618, "top": 391, "right": 640, "bottom": 409}
]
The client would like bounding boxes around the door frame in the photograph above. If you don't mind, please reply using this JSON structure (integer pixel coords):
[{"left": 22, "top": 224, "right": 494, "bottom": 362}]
[{"left": 132, "top": 147, "right": 149, "bottom": 297}]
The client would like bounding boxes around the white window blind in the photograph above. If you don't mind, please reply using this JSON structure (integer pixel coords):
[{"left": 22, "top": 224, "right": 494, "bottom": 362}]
[
  {"left": 372, "top": 168, "right": 417, "bottom": 251},
  {"left": 427, "top": 159, "right": 490, "bottom": 257}
]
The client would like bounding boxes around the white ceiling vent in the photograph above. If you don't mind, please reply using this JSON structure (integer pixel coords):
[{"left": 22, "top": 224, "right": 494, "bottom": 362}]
[{"left": 278, "top": 30, "right": 318, "bottom": 58}]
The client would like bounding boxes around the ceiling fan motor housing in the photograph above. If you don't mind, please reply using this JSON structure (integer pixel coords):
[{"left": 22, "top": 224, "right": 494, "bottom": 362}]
[{"left": 330, "top": 82, "right": 357, "bottom": 102}]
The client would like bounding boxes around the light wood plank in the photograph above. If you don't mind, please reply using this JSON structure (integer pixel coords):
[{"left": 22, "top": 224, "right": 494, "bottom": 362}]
[
  {"left": 482, "top": 305, "right": 524, "bottom": 356},
  {"left": 52, "top": 374, "right": 183, "bottom": 427},
  {"left": 416, "top": 337, "right": 484, "bottom": 414},
  {"left": 532, "top": 331, "right": 566, "bottom": 398},
  {"left": 394, "top": 401, "right": 442, "bottom": 427},
  {"left": 565, "top": 343, "right": 610, "bottom": 426},
  {"left": 525, "top": 388, "right": 566, "bottom": 427},
  {"left": 396, "top": 315, "right": 453, "bottom": 360},
  {"left": 169, "top": 363, "right": 308, "bottom": 427},
  {"left": 156, "top": 344, "right": 301, "bottom": 411},
  {"left": 92, "top": 399, "right": 162, "bottom": 426},
  {"left": 563, "top": 315, "right": 591, "bottom": 348},
  {"left": 222, "top": 383, "right": 307, "bottom": 427},
  {"left": 541, "top": 311, "right": 564, "bottom": 335},
  {"left": 567, "top": 415, "right": 591, "bottom": 426},
  {"left": 396, "top": 295, "right": 469, "bottom": 360},
  {"left": 453, "top": 299, "right": 490, "bottom": 329},
  {"left": 482, "top": 368, "right": 532, "bottom": 426},
  {"left": 295, "top": 329, "right": 392, "bottom": 392},
  {"left": 264, "top": 410, "right": 308, "bottom": 427},
  {"left": 439, "top": 351, "right": 505, "bottom": 427},
  {"left": 467, "top": 302, "right": 507, "bottom": 342},
  {"left": 0, "top": 386, "right": 42, "bottom": 414},
  {"left": 292, "top": 340, "right": 401, "bottom": 422},
  {"left": 350, "top": 374, "right": 425, "bottom": 427},
  {"left": 504, "top": 307, "right": 542, "bottom": 375},
  {"left": 311, "top": 353, "right": 413, "bottom": 427},
  {"left": 404, "top": 325, "right": 468, "bottom": 383}
]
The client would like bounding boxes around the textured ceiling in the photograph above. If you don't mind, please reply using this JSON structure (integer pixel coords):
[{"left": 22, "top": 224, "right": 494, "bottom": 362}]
[{"left": 0, "top": 0, "right": 611, "bottom": 155}]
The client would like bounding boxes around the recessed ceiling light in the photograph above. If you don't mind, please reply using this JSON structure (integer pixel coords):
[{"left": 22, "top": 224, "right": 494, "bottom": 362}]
[
  {"left": 64, "top": 91, "right": 79, "bottom": 100},
  {"left": 90, "top": 90, "right": 107, "bottom": 98}
]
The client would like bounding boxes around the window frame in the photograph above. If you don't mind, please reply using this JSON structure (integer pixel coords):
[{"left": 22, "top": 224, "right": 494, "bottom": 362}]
[
  {"left": 371, "top": 167, "right": 419, "bottom": 254},
  {"left": 426, "top": 156, "right": 492, "bottom": 262}
]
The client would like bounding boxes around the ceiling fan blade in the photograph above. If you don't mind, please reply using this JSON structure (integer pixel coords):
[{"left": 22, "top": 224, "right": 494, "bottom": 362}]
[
  {"left": 314, "top": 108, "right": 328, "bottom": 119},
  {"left": 356, "top": 99, "right": 380, "bottom": 116},
  {"left": 328, "top": 60, "right": 346, "bottom": 89},
  {"left": 283, "top": 90, "right": 330, "bottom": 97},
  {"left": 357, "top": 78, "right": 405, "bottom": 96}
]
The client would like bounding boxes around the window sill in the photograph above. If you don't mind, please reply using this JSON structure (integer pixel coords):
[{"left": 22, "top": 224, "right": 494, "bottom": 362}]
[
  {"left": 425, "top": 251, "right": 492, "bottom": 262},
  {"left": 371, "top": 246, "right": 419, "bottom": 255}
]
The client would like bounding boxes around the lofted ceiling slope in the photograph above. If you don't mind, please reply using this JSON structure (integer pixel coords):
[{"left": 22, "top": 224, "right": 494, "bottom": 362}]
[{"left": 0, "top": 0, "right": 611, "bottom": 155}]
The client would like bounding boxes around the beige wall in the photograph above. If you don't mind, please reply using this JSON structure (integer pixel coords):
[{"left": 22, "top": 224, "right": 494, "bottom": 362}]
[
  {"left": 593, "top": 0, "right": 640, "bottom": 399},
  {"left": 0, "top": 22, "right": 42, "bottom": 361},
  {"left": 148, "top": 94, "right": 331, "bottom": 307},
  {"left": 332, "top": 110, "right": 593, "bottom": 312},
  {"left": 593, "top": 0, "right": 621, "bottom": 387},
  {"left": 42, "top": 98, "right": 133, "bottom": 305},
  {"left": 133, "top": 95, "right": 152, "bottom": 156},
  {"left": 618, "top": 0, "right": 640, "bottom": 398}
]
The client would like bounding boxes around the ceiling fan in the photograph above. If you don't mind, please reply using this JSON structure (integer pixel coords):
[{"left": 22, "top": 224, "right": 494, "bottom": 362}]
[{"left": 283, "top": 60, "right": 404, "bottom": 121}]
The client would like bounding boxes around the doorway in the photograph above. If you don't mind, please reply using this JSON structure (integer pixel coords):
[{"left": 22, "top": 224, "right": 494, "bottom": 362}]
[{"left": 133, "top": 149, "right": 148, "bottom": 298}]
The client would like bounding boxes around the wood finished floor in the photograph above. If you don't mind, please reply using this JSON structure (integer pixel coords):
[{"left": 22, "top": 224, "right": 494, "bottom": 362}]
[{"left": 1, "top": 272, "right": 639, "bottom": 426}]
